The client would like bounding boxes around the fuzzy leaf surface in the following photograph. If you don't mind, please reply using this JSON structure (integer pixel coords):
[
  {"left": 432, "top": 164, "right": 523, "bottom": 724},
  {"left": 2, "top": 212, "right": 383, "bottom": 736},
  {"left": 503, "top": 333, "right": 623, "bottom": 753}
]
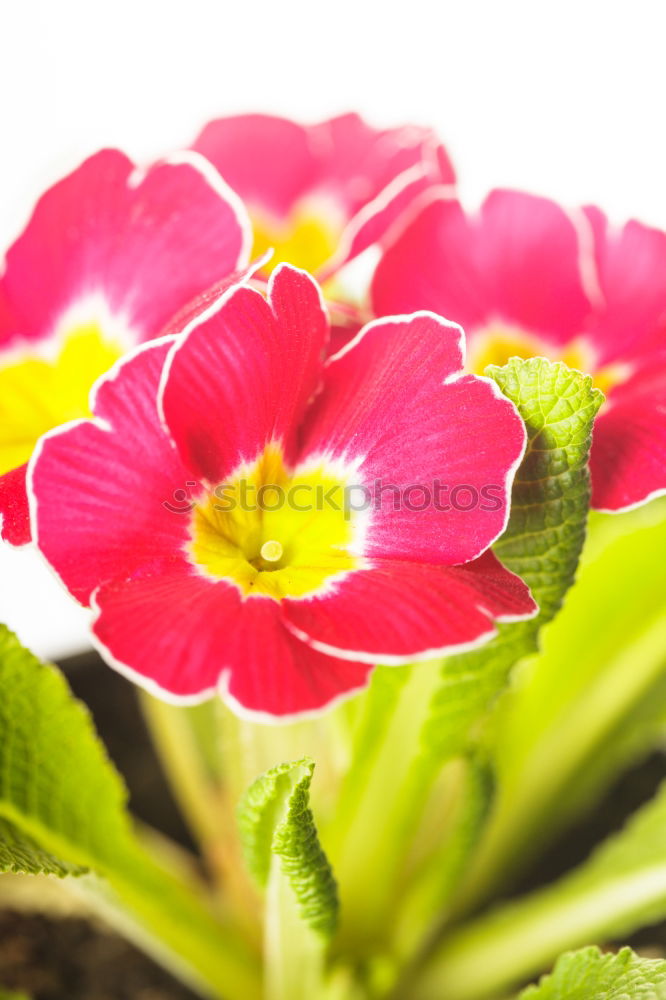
[
  {"left": 238, "top": 757, "right": 338, "bottom": 937},
  {"left": 518, "top": 946, "right": 666, "bottom": 1000},
  {"left": 0, "top": 625, "right": 129, "bottom": 876}
]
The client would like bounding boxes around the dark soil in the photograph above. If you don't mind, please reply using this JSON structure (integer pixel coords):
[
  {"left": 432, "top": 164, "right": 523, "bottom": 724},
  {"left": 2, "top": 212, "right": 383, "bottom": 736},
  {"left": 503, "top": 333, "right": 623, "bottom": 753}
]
[{"left": 0, "top": 911, "right": 199, "bottom": 1000}]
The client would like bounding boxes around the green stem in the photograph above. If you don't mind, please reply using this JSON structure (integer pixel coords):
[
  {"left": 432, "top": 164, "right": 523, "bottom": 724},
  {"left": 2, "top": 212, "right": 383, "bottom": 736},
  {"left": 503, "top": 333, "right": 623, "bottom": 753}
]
[
  {"left": 140, "top": 693, "right": 223, "bottom": 857},
  {"left": 264, "top": 858, "right": 328, "bottom": 1000},
  {"left": 218, "top": 702, "right": 326, "bottom": 789},
  {"left": 142, "top": 693, "right": 266, "bottom": 947},
  {"left": 393, "top": 758, "right": 486, "bottom": 957},
  {"left": 329, "top": 660, "right": 447, "bottom": 955}
]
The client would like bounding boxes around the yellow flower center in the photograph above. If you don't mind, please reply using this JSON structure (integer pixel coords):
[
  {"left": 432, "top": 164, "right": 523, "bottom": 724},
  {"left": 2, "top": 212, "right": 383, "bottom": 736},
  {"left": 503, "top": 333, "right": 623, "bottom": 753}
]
[
  {"left": 0, "top": 323, "right": 125, "bottom": 476},
  {"left": 250, "top": 200, "right": 343, "bottom": 275},
  {"left": 467, "top": 325, "right": 625, "bottom": 395},
  {"left": 188, "top": 445, "right": 363, "bottom": 600}
]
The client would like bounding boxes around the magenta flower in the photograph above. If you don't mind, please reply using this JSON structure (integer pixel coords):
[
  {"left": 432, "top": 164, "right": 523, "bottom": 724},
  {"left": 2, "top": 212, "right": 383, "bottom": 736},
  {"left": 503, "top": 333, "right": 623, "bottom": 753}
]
[
  {"left": 192, "top": 113, "right": 454, "bottom": 277},
  {"left": 372, "top": 189, "right": 666, "bottom": 511},
  {"left": 0, "top": 149, "right": 250, "bottom": 545},
  {"left": 29, "top": 266, "right": 535, "bottom": 720}
]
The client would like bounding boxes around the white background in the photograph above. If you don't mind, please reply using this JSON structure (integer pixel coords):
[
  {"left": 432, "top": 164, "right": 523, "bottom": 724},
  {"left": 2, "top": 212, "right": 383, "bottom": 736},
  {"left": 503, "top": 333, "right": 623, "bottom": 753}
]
[{"left": 1, "top": 0, "right": 665, "bottom": 658}]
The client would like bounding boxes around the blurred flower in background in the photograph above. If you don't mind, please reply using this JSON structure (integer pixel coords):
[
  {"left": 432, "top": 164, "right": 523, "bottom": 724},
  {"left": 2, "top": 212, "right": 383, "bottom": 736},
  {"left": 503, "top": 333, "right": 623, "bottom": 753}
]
[
  {"left": 0, "top": 149, "right": 250, "bottom": 544},
  {"left": 191, "top": 112, "right": 454, "bottom": 277},
  {"left": 372, "top": 189, "right": 666, "bottom": 512}
]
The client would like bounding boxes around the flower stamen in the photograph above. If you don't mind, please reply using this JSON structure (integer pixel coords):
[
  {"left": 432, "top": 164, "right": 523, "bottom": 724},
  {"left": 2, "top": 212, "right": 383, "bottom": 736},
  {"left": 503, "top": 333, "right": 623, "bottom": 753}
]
[{"left": 260, "top": 539, "right": 283, "bottom": 563}]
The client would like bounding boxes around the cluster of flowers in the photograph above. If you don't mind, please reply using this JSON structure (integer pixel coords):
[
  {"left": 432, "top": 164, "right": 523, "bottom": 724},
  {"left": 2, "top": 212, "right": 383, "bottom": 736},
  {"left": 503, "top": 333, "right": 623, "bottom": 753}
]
[{"left": 1, "top": 114, "right": 664, "bottom": 719}]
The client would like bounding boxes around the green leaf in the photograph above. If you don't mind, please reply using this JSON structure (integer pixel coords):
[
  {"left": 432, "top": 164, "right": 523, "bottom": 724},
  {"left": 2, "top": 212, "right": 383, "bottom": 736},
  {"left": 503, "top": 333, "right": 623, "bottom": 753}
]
[
  {"left": 0, "top": 626, "right": 259, "bottom": 1000},
  {"left": 414, "top": 781, "right": 666, "bottom": 1000},
  {"left": 518, "top": 947, "right": 666, "bottom": 1000},
  {"left": 422, "top": 358, "right": 604, "bottom": 759},
  {"left": 0, "top": 991, "right": 31, "bottom": 1000},
  {"left": 0, "top": 626, "right": 136, "bottom": 877},
  {"left": 451, "top": 501, "right": 666, "bottom": 915},
  {"left": 327, "top": 662, "right": 415, "bottom": 851},
  {"left": 238, "top": 757, "right": 338, "bottom": 937}
]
